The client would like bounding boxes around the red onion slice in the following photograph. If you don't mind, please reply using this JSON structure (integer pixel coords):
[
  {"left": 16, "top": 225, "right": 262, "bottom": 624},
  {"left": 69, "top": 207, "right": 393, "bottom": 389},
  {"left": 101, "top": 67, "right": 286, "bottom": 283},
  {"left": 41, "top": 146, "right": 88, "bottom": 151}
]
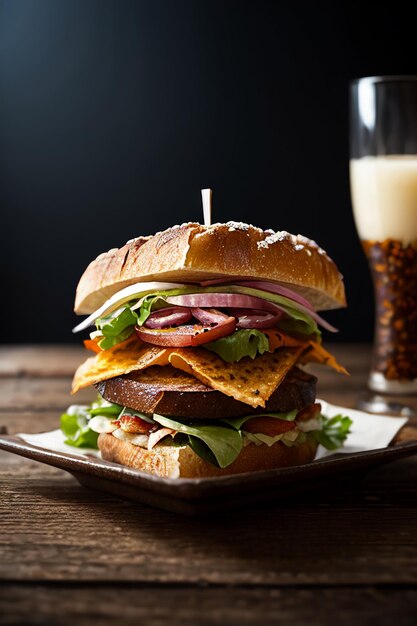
[
  {"left": 286, "top": 301, "right": 338, "bottom": 333},
  {"left": 144, "top": 306, "right": 192, "bottom": 329},
  {"left": 235, "top": 311, "right": 284, "bottom": 329},
  {"left": 191, "top": 307, "right": 231, "bottom": 325},
  {"left": 166, "top": 293, "right": 281, "bottom": 313},
  {"left": 229, "top": 307, "right": 272, "bottom": 317},
  {"left": 199, "top": 279, "right": 314, "bottom": 310},
  {"left": 166, "top": 292, "right": 338, "bottom": 333},
  {"left": 235, "top": 281, "right": 314, "bottom": 311}
]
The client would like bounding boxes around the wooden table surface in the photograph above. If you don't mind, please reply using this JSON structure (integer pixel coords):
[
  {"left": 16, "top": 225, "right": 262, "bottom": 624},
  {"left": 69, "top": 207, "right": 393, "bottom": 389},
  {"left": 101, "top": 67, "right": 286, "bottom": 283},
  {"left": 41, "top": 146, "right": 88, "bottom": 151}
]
[{"left": 1, "top": 343, "right": 417, "bottom": 625}]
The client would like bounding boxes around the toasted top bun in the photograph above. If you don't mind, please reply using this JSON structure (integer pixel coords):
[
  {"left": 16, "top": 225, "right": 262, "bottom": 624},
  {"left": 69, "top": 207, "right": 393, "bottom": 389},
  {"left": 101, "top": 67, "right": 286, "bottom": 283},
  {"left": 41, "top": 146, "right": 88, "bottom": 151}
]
[{"left": 74, "top": 222, "right": 346, "bottom": 314}]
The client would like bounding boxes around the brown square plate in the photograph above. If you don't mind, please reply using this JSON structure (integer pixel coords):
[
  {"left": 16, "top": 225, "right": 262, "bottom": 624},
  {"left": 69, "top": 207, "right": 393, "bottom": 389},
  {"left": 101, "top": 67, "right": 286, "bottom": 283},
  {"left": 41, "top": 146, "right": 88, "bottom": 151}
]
[{"left": 1, "top": 427, "right": 417, "bottom": 515}]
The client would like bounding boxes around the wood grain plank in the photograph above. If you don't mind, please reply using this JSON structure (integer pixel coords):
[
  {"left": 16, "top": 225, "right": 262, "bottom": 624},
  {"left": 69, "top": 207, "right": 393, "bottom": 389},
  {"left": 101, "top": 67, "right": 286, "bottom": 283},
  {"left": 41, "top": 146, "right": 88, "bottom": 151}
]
[
  {"left": 0, "top": 412, "right": 62, "bottom": 437},
  {"left": 0, "top": 379, "right": 95, "bottom": 410},
  {"left": 0, "top": 345, "right": 86, "bottom": 377},
  {"left": 1, "top": 454, "right": 417, "bottom": 585},
  {"left": 1, "top": 586, "right": 417, "bottom": 626}
]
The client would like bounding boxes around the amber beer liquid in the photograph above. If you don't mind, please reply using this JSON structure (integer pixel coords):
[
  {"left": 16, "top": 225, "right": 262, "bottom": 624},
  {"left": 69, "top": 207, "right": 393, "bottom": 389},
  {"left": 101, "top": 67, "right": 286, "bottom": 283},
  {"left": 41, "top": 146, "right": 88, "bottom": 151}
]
[{"left": 350, "top": 156, "right": 417, "bottom": 389}]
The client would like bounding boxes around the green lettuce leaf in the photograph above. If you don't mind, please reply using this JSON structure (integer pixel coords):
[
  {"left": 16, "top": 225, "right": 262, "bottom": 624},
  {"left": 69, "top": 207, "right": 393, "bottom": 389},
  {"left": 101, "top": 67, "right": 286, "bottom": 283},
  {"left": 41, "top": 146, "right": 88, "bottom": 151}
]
[
  {"left": 95, "top": 305, "right": 138, "bottom": 349},
  {"left": 277, "top": 318, "right": 322, "bottom": 342},
  {"left": 136, "top": 295, "right": 171, "bottom": 325},
  {"left": 97, "top": 327, "right": 134, "bottom": 350},
  {"left": 204, "top": 329, "right": 270, "bottom": 362},
  {"left": 312, "top": 414, "right": 352, "bottom": 450},
  {"left": 60, "top": 397, "right": 123, "bottom": 448},
  {"left": 136, "top": 296, "right": 157, "bottom": 325},
  {"left": 188, "top": 436, "right": 219, "bottom": 467},
  {"left": 89, "top": 397, "right": 124, "bottom": 417},
  {"left": 153, "top": 414, "right": 243, "bottom": 468},
  {"left": 60, "top": 407, "right": 99, "bottom": 448},
  {"left": 96, "top": 305, "right": 138, "bottom": 335}
]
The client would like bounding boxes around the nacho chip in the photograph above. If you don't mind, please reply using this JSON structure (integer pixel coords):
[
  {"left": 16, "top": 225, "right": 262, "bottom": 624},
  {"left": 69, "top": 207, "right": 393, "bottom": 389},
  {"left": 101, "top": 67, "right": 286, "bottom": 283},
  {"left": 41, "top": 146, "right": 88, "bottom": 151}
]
[
  {"left": 263, "top": 329, "right": 305, "bottom": 351},
  {"left": 168, "top": 346, "right": 304, "bottom": 408},
  {"left": 72, "top": 333, "right": 304, "bottom": 408},
  {"left": 300, "top": 341, "right": 349, "bottom": 375},
  {"left": 263, "top": 330, "right": 348, "bottom": 375},
  {"left": 72, "top": 337, "right": 170, "bottom": 393}
]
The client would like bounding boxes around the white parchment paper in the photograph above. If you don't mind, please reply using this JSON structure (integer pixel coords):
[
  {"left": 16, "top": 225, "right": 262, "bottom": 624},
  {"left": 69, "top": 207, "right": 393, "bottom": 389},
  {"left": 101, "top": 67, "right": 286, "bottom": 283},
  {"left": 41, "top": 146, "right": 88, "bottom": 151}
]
[{"left": 315, "top": 399, "right": 408, "bottom": 459}]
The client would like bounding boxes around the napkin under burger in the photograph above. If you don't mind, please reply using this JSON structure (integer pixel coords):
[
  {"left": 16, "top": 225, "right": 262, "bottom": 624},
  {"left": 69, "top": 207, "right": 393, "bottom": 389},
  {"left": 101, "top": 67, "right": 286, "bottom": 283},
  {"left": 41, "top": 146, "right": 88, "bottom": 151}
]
[{"left": 61, "top": 222, "right": 352, "bottom": 478}]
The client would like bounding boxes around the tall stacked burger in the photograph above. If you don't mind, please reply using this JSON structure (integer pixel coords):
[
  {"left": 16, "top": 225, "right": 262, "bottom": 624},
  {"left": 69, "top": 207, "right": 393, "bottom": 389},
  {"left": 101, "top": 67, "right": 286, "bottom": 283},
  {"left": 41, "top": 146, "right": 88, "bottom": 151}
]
[{"left": 62, "top": 221, "right": 351, "bottom": 478}]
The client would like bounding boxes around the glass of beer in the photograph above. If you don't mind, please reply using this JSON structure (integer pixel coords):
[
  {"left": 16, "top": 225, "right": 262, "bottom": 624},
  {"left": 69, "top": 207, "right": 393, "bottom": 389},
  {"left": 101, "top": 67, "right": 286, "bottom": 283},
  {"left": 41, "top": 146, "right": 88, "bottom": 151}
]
[{"left": 350, "top": 76, "right": 417, "bottom": 413}]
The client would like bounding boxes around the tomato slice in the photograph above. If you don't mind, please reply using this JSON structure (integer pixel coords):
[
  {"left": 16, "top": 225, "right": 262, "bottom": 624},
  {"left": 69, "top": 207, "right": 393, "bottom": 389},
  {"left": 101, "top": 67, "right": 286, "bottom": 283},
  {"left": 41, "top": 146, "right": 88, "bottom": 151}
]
[
  {"left": 191, "top": 317, "right": 236, "bottom": 345},
  {"left": 135, "top": 317, "right": 236, "bottom": 347},
  {"left": 296, "top": 403, "right": 322, "bottom": 422},
  {"left": 243, "top": 416, "right": 296, "bottom": 436},
  {"left": 243, "top": 403, "right": 322, "bottom": 436}
]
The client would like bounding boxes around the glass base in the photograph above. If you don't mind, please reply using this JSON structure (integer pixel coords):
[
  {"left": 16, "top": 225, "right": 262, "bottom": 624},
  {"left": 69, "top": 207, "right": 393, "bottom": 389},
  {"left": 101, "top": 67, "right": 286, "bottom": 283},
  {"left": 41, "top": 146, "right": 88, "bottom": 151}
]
[
  {"left": 356, "top": 390, "right": 417, "bottom": 417},
  {"left": 368, "top": 371, "right": 417, "bottom": 395}
]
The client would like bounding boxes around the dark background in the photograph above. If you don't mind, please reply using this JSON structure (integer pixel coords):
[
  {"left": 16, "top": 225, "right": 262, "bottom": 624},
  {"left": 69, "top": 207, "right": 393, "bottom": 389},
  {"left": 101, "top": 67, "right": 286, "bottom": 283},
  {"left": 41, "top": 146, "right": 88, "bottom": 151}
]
[{"left": 0, "top": 0, "right": 415, "bottom": 344}]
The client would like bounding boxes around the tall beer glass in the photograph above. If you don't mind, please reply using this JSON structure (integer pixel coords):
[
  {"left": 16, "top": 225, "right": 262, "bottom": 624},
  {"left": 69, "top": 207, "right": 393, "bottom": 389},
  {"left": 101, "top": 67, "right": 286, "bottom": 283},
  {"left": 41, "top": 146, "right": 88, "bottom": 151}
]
[{"left": 350, "top": 76, "right": 417, "bottom": 411}]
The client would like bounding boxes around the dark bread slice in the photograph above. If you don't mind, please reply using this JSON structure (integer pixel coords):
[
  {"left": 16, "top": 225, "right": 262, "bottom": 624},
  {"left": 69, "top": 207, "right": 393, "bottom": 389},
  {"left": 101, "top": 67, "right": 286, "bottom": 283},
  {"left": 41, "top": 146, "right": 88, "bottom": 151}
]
[{"left": 96, "top": 365, "right": 317, "bottom": 419}]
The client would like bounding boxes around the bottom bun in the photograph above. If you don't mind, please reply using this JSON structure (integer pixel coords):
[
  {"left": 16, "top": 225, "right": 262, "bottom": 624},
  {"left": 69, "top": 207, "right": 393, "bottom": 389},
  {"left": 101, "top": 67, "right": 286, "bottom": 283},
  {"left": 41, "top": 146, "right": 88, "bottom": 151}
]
[{"left": 98, "top": 433, "right": 318, "bottom": 479}]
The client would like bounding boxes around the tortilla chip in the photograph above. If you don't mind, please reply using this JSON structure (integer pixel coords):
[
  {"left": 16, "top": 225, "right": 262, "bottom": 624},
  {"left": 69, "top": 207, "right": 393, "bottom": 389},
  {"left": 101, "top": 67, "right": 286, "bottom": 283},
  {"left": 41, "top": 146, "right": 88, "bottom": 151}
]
[
  {"left": 71, "top": 337, "right": 170, "bottom": 393},
  {"left": 300, "top": 341, "right": 349, "bottom": 375},
  {"left": 263, "top": 329, "right": 305, "bottom": 351},
  {"left": 72, "top": 333, "right": 304, "bottom": 408},
  {"left": 127, "top": 365, "right": 210, "bottom": 391},
  {"left": 167, "top": 346, "right": 304, "bottom": 408},
  {"left": 263, "top": 331, "right": 348, "bottom": 375}
]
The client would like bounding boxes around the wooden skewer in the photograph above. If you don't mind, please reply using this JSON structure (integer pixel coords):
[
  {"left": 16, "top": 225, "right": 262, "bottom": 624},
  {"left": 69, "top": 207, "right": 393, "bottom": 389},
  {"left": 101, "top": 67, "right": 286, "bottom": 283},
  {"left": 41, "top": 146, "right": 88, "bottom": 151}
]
[{"left": 201, "top": 188, "right": 212, "bottom": 226}]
